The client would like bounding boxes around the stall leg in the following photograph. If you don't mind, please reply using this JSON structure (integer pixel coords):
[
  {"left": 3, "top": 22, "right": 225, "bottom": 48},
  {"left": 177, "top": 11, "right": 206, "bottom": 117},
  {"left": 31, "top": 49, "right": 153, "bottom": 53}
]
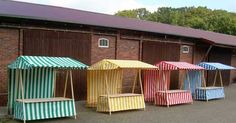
[
  {"left": 109, "top": 111, "right": 111, "bottom": 116},
  {"left": 69, "top": 70, "right": 76, "bottom": 119},
  {"left": 108, "top": 98, "right": 111, "bottom": 115},
  {"left": 19, "top": 70, "right": 26, "bottom": 123}
]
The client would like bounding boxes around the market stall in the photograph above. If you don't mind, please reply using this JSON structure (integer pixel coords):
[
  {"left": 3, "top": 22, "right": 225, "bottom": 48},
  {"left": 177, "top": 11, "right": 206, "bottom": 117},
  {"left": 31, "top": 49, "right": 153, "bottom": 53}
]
[
  {"left": 147, "top": 61, "right": 204, "bottom": 107},
  {"left": 183, "top": 70, "right": 203, "bottom": 97},
  {"left": 195, "top": 62, "right": 235, "bottom": 101},
  {"left": 87, "top": 59, "right": 157, "bottom": 115},
  {"left": 143, "top": 70, "right": 159, "bottom": 102},
  {"left": 7, "top": 56, "right": 87, "bottom": 123}
]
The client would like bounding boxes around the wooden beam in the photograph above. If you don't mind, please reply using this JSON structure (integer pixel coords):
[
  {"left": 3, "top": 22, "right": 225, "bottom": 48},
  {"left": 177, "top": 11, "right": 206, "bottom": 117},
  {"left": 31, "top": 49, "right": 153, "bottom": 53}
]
[
  {"left": 69, "top": 70, "right": 76, "bottom": 119},
  {"left": 139, "top": 69, "right": 144, "bottom": 95},
  {"left": 219, "top": 70, "right": 223, "bottom": 87},
  {"left": 139, "top": 34, "right": 143, "bottom": 60},
  {"left": 143, "top": 39, "right": 195, "bottom": 45},
  {"left": 53, "top": 71, "right": 56, "bottom": 97},
  {"left": 132, "top": 70, "right": 138, "bottom": 93},
  {"left": 0, "top": 24, "right": 92, "bottom": 34},
  {"left": 63, "top": 70, "right": 69, "bottom": 97},
  {"left": 187, "top": 71, "right": 191, "bottom": 90},
  {"left": 202, "top": 71, "right": 207, "bottom": 87},
  {"left": 19, "top": 70, "right": 26, "bottom": 123},
  {"left": 201, "top": 45, "right": 213, "bottom": 62},
  {"left": 213, "top": 70, "right": 218, "bottom": 86},
  {"left": 104, "top": 71, "right": 111, "bottom": 115}
]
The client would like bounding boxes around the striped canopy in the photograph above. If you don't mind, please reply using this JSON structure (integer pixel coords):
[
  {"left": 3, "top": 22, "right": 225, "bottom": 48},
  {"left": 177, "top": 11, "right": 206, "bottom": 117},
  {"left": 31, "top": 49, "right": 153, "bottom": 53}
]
[
  {"left": 8, "top": 56, "right": 88, "bottom": 69},
  {"left": 156, "top": 61, "right": 204, "bottom": 70},
  {"left": 198, "top": 62, "right": 235, "bottom": 70},
  {"left": 88, "top": 59, "right": 157, "bottom": 70}
]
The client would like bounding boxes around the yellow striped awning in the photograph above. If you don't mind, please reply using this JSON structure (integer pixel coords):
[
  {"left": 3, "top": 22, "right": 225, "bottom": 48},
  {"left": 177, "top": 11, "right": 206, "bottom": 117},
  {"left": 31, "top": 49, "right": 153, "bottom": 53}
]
[{"left": 88, "top": 59, "right": 157, "bottom": 70}]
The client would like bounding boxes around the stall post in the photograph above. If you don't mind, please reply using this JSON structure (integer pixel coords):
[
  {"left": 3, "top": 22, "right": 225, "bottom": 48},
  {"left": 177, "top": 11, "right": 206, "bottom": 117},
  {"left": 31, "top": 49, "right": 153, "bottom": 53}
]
[{"left": 69, "top": 70, "right": 76, "bottom": 119}]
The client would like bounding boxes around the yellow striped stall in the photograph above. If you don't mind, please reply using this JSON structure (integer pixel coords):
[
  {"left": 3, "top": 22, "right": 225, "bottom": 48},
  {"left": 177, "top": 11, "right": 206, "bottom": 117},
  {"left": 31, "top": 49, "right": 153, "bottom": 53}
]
[
  {"left": 87, "top": 59, "right": 157, "bottom": 115},
  {"left": 87, "top": 69, "right": 123, "bottom": 107},
  {"left": 97, "top": 94, "right": 145, "bottom": 112}
]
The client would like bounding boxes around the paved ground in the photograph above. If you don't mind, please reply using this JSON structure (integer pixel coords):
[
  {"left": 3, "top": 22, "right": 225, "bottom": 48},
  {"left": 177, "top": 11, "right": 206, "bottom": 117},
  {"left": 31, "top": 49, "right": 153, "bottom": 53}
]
[{"left": 1, "top": 84, "right": 236, "bottom": 123}]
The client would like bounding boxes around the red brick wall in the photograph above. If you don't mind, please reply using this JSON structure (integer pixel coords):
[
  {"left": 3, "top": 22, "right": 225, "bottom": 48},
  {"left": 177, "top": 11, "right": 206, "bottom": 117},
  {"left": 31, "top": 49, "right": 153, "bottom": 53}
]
[
  {"left": 117, "top": 39, "right": 140, "bottom": 92},
  {"left": 117, "top": 39, "right": 139, "bottom": 60},
  {"left": 179, "top": 45, "right": 193, "bottom": 87},
  {"left": 180, "top": 45, "right": 193, "bottom": 63},
  {"left": 0, "top": 28, "right": 19, "bottom": 106},
  {"left": 91, "top": 34, "right": 116, "bottom": 64},
  {"left": 91, "top": 35, "right": 141, "bottom": 93}
]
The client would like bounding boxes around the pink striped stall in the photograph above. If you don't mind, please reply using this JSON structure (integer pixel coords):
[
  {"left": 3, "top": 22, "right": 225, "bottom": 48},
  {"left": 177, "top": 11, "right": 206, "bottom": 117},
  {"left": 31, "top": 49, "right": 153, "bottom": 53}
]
[
  {"left": 155, "top": 90, "right": 193, "bottom": 106},
  {"left": 144, "top": 70, "right": 170, "bottom": 102},
  {"left": 144, "top": 61, "right": 204, "bottom": 106}
]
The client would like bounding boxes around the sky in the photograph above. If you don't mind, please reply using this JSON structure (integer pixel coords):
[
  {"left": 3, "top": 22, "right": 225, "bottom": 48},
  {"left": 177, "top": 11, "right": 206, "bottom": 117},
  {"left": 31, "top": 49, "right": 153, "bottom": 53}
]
[{"left": 14, "top": 0, "right": 236, "bottom": 14}]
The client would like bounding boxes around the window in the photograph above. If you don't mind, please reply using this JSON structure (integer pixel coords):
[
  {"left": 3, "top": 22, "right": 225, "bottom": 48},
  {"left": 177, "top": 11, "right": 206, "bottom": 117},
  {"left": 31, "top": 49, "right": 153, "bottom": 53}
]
[
  {"left": 98, "top": 38, "right": 109, "bottom": 48},
  {"left": 182, "top": 45, "right": 190, "bottom": 54}
]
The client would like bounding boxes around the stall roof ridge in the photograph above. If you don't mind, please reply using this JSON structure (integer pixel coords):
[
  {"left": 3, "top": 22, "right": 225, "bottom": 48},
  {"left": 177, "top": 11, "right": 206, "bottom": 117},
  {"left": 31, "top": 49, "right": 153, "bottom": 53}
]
[
  {"left": 198, "top": 62, "right": 235, "bottom": 70},
  {"left": 8, "top": 55, "right": 88, "bottom": 69},
  {"left": 157, "top": 61, "right": 205, "bottom": 70},
  {"left": 89, "top": 59, "right": 157, "bottom": 70},
  {"left": 1, "top": 0, "right": 236, "bottom": 46}
]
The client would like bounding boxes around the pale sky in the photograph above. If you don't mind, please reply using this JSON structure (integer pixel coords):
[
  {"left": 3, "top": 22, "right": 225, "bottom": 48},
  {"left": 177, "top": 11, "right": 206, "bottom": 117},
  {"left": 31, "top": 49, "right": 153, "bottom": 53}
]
[{"left": 14, "top": 0, "right": 236, "bottom": 14}]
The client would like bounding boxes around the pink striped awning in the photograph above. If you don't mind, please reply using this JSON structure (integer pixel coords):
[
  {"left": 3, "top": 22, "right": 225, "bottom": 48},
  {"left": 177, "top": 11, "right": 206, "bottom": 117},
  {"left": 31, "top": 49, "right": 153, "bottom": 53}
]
[{"left": 156, "top": 61, "right": 204, "bottom": 70}]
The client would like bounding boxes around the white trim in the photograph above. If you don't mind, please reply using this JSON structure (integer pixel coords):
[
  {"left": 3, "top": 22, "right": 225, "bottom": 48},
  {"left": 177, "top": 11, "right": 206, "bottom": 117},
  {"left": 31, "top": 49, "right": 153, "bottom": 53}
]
[
  {"left": 182, "top": 45, "right": 190, "bottom": 54},
  {"left": 98, "top": 38, "right": 109, "bottom": 48}
]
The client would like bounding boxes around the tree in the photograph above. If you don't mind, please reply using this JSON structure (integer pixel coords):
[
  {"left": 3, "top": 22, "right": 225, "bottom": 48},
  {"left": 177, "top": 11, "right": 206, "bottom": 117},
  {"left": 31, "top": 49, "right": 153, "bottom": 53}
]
[
  {"left": 115, "top": 6, "right": 236, "bottom": 36},
  {"left": 115, "top": 8, "right": 150, "bottom": 20}
]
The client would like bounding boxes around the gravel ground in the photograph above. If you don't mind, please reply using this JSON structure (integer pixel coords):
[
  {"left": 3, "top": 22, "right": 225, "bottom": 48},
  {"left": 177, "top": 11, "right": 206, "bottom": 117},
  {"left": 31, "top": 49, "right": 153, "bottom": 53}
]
[{"left": 1, "top": 84, "right": 236, "bottom": 123}]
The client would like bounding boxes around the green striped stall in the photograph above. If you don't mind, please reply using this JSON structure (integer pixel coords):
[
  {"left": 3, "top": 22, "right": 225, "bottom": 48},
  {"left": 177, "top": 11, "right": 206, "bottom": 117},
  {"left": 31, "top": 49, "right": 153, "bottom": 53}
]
[
  {"left": 8, "top": 68, "right": 55, "bottom": 115},
  {"left": 8, "top": 56, "right": 87, "bottom": 123},
  {"left": 14, "top": 98, "right": 76, "bottom": 120}
]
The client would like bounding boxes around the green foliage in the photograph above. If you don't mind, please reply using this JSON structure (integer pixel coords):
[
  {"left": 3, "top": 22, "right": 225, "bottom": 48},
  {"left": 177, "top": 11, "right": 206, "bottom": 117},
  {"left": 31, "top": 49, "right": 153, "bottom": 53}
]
[
  {"left": 115, "top": 7, "right": 236, "bottom": 35},
  {"left": 115, "top": 8, "right": 150, "bottom": 20}
]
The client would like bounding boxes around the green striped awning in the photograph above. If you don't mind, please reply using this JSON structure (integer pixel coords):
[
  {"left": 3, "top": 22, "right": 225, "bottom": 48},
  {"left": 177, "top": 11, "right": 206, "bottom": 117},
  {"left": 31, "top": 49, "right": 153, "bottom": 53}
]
[{"left": 8, "top": 56, "right": 88, "bottom": 69}]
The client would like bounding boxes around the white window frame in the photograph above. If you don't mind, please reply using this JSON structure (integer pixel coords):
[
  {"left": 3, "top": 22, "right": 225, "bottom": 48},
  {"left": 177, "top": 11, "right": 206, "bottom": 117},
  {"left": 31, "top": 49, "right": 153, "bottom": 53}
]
[
  {"left": 182, "top": 45, "right": 190, "bottom": 54},
  {"left": 98, "top": 38, "right": 109, "bottom": 48}
]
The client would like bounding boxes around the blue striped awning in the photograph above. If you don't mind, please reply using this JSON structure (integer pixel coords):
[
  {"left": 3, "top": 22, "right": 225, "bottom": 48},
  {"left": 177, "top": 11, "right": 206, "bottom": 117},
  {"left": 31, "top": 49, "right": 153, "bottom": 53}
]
[
  {"left": 8, "top": 56, "right": 88, "bottom": 69},
  {"left": 197, "top": 62, "right": 235, "bottom": 70}
]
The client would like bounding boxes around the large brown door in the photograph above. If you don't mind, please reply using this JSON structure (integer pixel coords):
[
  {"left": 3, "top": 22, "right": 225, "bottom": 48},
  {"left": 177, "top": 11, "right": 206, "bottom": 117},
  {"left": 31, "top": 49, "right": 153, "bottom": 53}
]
[
  {"left": 23, "top": 29, "right": 91, "bottom": 100},
  {"left": 208, "top": 47, "right": 232, "bottom": 86},
  {"left": 142, "top": 41, "right": 180, "bottom": 89}
]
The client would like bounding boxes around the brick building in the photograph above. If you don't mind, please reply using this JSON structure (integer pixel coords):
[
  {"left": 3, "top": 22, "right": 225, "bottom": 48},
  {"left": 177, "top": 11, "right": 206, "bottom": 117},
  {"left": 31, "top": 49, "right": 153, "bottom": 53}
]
[{"left": 0, "top": 1, "right": 236, "bottom": 105}]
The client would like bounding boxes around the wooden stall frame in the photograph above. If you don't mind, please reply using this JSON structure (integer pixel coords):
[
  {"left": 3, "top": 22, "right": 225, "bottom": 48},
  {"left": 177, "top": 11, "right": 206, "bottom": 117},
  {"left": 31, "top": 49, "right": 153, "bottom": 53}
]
[
  {"left": 18, "top": 70, "right": 26, "bottom": 123},
  {"left": 103, "top": 69, "right": 145, "bottom": 115},
  {"left": 195, "top": 69, "right": 225, "bottom": 102},
  {"left": 16, "top": 69, "right": 77, "bottom": 122}
]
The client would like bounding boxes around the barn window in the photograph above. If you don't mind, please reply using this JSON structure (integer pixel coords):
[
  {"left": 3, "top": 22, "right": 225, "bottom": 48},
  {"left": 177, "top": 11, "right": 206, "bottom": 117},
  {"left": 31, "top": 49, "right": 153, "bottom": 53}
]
[
  {"left": 182, "top": 45, "right": 190, "bottom": 53},
  {"left": 98, "top": 38, "right": 109, "bottom": 48}
]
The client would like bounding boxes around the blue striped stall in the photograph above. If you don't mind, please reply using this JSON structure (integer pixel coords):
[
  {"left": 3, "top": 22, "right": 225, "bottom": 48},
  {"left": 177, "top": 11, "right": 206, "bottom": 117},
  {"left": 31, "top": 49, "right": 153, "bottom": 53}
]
[
  {"left": 195, "top": 87, "right": 224, "bottom": 101},
  {"left": 198, "top": 62, "right": 235, "bottom": 70},
  {"left": 194, "top": 62, "right": 235, "bottom": 101}
]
